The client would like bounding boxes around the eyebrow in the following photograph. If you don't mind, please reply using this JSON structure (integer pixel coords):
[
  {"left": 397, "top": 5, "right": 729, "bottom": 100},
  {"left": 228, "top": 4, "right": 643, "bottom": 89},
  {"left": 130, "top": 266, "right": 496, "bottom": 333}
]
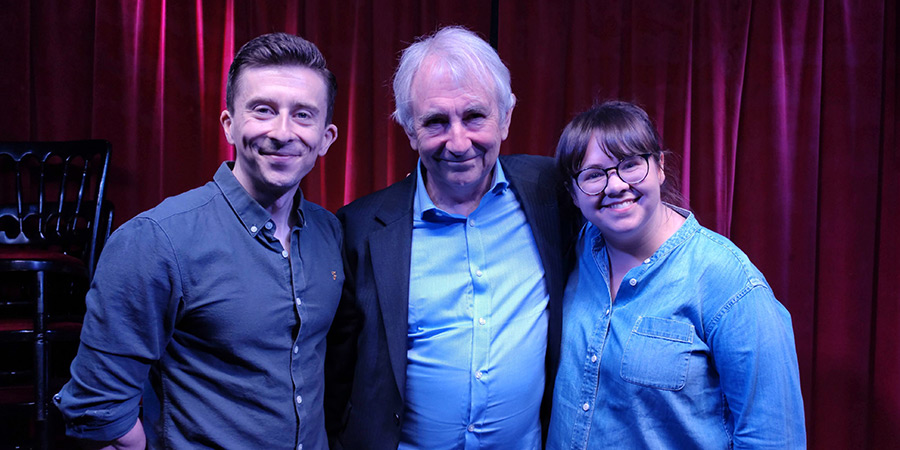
[
  {"left": 245, "top": 96, "right": 321, "bottom": 115},
  {"left": 417, "top": 104, "right": 491, "bottom": 124},
  {"left": 418, "top": 111, "right": 448, "bottom": 124}
]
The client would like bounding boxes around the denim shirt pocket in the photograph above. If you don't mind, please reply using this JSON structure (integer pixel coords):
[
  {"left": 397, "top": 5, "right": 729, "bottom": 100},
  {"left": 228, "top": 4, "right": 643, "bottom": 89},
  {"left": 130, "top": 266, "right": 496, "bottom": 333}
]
[{"left": 620, "top": 316, "right": 694, "bottom": 391}]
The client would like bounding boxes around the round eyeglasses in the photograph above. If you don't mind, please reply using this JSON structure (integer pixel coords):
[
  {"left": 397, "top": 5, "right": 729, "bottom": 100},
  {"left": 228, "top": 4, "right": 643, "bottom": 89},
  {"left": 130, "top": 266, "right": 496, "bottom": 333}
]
[{"left": 574, "top": 153, "right": 652, "bottom": 196}]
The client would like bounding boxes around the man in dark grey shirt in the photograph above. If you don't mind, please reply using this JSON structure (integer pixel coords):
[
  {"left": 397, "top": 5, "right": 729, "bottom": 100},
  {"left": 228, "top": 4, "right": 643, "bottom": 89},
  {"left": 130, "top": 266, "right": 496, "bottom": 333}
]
[{"left": 55, "top": 32, "right": 342, "bottom": 450}]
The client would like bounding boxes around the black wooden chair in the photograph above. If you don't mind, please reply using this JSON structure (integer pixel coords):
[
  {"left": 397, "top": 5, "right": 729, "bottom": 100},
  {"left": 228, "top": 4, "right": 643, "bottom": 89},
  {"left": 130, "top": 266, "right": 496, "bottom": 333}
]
[{"left": 0, "top": 140, "right": 113, "bottom": 450}]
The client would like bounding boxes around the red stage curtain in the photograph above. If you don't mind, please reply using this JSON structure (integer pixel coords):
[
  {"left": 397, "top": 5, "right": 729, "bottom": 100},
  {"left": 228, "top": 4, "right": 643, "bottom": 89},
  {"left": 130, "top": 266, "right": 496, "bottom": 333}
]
[{"left": 0, "top": 1, "right": 896, "bottom": 448}]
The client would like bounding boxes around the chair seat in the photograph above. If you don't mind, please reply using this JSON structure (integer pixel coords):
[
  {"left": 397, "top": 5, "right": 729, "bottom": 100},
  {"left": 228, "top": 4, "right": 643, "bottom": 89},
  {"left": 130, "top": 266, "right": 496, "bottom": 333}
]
[
  {"left": 0, "top": 318, "right": 84, "bottom": 344},
  {"left": 0, "top": 319, "right": 83, "bottom": 333},
  {"left": 0, "top": 384, "right": 35, "bottom": 407},
  {"left": 0, "top": 247, "right": 87, "bottom": 277}
]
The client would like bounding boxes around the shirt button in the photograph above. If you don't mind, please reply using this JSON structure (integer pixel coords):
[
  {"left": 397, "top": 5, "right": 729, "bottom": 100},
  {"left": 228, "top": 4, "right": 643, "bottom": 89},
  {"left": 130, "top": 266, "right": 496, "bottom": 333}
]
[
  {"left": 250, "top": 225, "right": 258, "bottom": 233},
  {"left": 643, "top": 258, "right": 651, "bottom": 264},
  {"left": 293, "top": 346, "right": 299, "bottom": 354},
  {"left": 265, "top": 222, "right": 273, "bottom": 230},
  {"left": 296, "top": 395, "right": 302, "bottom": 404},
  {"left": 475, "top": 270, "right": 483, "bottom": 277},
  {"left": 605, "top": 308, "right": 610, "bottom": 316},
  {"left": 629, "top": 278, "right": 637, "bottom": 286},
  {"left": 298, "top": 445, "right": 303, "bottom": 450},
  {"left": 295, "top": 297, "right": 302, "bottom": 306},
  {"left": 467, "top": 424, "right": 475, "bottom": 432},
  {"left": 582, "top": 403, "right": 590, "bottom": 411},
  {"left": 591, "top": 355, "right": 598, "bottom": 363},
  {"left": 475, "top": 371, "right": 483, "bottom": 379},
  {"left": 282, "top": 250, "right": 289, "bottom": 258},
  {"left": 478, "top": 318, "right": 486, "bottom": 325}
]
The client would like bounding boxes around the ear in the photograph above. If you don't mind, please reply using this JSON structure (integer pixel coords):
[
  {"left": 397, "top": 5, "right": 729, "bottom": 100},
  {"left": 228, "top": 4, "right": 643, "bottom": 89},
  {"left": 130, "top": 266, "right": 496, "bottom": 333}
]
[
  {"left": 499, "top": 94, "right": 516, "bottom": 141},
  {"left": 317, "top": 124, "right": 339, "bottom": 156},
  {"left": 657, "top": 153, "right": 666, "bottom": 184},
  {"left": 568, "top": 184, "right": 579, "bottom": 203},
  {"left": 220, "top": 110, "right": 235, "bottom": 145},
  {"left": 406, "top": 127, "right": 419, "bottom": 151}
]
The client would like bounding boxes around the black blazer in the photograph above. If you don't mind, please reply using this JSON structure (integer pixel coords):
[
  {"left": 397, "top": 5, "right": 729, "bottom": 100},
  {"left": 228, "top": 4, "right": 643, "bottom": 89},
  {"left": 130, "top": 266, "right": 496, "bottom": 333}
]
[{"left": 325, "top": 154, "right": 577, "bottom": 449}]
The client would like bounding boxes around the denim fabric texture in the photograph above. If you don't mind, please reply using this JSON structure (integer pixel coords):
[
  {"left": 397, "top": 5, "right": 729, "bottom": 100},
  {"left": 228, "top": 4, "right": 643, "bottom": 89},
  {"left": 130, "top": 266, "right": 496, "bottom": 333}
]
[
  {"left": 55, "top": 163, "right": 344, "bottom": 449},
  {"left": 547, "top": 208, "right": 806, "bottom": 449}
]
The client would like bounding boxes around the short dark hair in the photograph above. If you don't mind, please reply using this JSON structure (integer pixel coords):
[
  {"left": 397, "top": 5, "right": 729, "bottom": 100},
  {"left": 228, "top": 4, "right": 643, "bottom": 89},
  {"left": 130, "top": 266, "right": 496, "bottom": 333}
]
[
  {"left": 226, "top": 32, "right": 337, "bottom": 124},
  {"left": 555, "top": 101, "right": 683, "bottom": 205}
]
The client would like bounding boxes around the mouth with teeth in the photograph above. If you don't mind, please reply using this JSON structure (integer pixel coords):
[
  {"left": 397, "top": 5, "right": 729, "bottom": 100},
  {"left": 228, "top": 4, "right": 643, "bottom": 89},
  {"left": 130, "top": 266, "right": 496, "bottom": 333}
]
[{"left": 601, "top": 198, "right": 639, "bottom": 210}]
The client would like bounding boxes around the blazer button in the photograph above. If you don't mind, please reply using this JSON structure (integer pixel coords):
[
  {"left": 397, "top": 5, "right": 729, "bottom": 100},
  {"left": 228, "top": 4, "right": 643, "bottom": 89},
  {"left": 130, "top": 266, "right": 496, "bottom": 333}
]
[{"left": 394, "top": 413, "right": 400, "bottom": 426}]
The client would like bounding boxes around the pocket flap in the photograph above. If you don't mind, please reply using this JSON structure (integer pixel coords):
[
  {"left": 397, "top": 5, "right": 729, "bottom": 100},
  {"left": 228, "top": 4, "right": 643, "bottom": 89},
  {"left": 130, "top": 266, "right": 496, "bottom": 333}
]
[{"left": 632, "top": 316, "right": 694, "bottom": 343}]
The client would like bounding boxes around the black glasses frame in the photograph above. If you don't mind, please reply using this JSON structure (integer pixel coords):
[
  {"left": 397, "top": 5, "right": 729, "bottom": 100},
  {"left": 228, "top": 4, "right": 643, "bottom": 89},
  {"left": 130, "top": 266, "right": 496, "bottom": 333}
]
[{"left": 574, "top": 153, "right": 652, "bottom": 196}]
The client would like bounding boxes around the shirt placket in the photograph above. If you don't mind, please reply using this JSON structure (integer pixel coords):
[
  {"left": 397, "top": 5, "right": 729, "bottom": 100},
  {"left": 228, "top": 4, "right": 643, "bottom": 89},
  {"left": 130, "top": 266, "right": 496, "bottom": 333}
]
[
  {"left": 466, "top": 214, "right": 489, "bottom": 448},
  {"left": 570, "top": 243, "right": 614, "bottom": 449},
  {"left": 288, "top": 225, "right": 308, "bottom": 450},
  {"left": 253, "top": 218, "right": 306, "bottom": 449}
]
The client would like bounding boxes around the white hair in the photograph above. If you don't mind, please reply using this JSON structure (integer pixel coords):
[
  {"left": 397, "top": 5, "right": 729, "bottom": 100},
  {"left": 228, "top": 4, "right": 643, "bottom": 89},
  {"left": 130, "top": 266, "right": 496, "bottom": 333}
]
[{"left": 392, "top": 26, "right": 516, "bottom": 134}]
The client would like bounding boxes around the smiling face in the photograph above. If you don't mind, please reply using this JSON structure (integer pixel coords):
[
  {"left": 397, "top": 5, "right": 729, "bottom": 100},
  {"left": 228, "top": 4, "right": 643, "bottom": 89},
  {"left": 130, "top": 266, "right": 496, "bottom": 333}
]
[
  {"left": 220, "top": 65, "right": 337, "bottom": 204},
  {"left": 406, "top": 57, "right": 513, "bottom": 205},
  {"left": 573, "top": 130, "right": 668, "bottom": 245}
]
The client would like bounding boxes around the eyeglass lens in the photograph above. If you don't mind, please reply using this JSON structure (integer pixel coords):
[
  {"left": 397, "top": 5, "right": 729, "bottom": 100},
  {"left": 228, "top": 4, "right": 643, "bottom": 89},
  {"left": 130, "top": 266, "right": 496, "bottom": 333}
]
[{"left": 576, "top": 154, "right": 649, "bottom": 195}]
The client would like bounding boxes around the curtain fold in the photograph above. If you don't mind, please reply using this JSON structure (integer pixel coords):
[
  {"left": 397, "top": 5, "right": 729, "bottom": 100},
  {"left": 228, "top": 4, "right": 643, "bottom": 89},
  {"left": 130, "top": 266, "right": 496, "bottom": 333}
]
[{"left": 0, "top": 1, "right": 895, "bottom": 448}]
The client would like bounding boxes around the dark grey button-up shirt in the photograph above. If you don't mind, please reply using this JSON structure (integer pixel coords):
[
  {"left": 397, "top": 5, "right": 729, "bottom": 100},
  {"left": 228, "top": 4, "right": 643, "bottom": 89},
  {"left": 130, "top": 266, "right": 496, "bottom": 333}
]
[{"left": 56, "top": 162, "right": 344, "bottom": 449}]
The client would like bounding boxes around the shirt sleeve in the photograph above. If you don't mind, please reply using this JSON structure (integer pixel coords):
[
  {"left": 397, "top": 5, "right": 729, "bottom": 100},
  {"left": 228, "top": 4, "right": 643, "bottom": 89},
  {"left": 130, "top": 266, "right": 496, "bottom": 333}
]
[
  {"left": 54, "top": 217, "right": 183, "bottom": 442},
  {"left": 706, "top": 281, "right": 807, "bottom": 449}
]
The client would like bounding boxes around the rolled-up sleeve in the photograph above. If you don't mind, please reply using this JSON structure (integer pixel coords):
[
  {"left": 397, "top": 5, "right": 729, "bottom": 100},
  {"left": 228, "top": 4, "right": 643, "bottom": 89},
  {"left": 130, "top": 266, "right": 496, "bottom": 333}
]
[{"left": 55, "top": 217, "right": 182, "bottom": 442}]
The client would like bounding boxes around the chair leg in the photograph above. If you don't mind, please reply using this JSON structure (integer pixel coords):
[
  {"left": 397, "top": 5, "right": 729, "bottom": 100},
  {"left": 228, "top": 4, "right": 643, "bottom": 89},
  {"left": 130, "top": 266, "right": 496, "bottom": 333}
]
[{"left": 34, "top": 271, "right": 49, "bottom": 450}]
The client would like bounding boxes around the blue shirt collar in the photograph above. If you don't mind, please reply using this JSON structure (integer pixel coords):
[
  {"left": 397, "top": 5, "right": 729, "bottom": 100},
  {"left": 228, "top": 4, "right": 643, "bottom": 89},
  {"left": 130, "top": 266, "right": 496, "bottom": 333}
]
[
  {"left": 412, "top": 158, "right": 510, "bottom": 221},
  {"left": 213, "top": 162, "right": 307, "bottom": 237},
  {"left": 586, "top": 203, "right": 698, "bottom": 264}
]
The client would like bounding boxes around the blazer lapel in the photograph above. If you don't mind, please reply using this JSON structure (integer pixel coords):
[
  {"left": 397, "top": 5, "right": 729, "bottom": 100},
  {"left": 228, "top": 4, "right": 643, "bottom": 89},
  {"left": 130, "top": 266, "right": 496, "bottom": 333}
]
[{"left": 368, "top": 177, "right": 415, "bottom": 399}]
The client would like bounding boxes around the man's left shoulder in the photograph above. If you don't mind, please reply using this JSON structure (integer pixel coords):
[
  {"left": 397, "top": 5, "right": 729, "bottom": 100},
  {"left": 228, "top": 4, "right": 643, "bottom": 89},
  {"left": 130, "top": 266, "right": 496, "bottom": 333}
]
[
  {"left": 302, "top": 200, "right": 342, "bottom": 236},
  {"left": 500, "top": 153, "right": 555, "bottom": 172}
]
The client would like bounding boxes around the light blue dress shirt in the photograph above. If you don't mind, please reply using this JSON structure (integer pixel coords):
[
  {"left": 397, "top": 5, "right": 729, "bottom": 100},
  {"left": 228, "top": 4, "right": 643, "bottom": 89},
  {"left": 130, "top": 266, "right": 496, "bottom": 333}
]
[
  {"left": 548, "top": 207, "right": 806, "bottom": 449},
  {"left": 399, "top": 160, "right": 548, "bottom": 449}
]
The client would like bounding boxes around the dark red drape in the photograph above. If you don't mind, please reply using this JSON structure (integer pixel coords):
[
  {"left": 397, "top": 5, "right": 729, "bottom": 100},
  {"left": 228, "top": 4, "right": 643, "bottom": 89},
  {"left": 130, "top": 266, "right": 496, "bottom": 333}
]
[{"left": 1, "top": 1, "right": 896, "bottom": 448}]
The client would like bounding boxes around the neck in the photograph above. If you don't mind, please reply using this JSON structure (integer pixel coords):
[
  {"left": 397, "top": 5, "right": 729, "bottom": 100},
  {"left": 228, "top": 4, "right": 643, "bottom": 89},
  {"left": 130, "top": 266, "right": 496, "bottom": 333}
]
[
  {"left": 423, "top": 171, "right": 493, "bottom": 217},
  {"left": 605, "top": 205, "right": 682, "bottom": 262}
]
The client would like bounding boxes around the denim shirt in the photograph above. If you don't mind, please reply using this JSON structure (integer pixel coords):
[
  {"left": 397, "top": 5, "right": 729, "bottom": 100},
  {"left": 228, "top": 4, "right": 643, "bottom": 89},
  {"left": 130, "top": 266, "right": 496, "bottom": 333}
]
[
  {"left": 55, "top": 162, "right": 344, "bottom": 449},
  {"left": 548, "top": 208, "right": 806, "bottom": 449}
]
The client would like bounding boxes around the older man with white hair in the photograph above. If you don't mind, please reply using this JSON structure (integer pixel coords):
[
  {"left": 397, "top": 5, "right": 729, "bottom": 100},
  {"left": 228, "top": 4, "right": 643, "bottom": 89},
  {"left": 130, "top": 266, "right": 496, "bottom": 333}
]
[{"left": 325, "top": 26, "right": 576, "bottom": 449}]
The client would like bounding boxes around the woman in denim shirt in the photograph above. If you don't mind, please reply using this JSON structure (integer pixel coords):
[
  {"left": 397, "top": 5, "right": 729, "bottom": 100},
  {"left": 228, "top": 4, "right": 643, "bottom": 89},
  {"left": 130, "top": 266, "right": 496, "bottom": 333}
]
[{"left": 547, "top": 101, "right": 806, "bottom": 449}]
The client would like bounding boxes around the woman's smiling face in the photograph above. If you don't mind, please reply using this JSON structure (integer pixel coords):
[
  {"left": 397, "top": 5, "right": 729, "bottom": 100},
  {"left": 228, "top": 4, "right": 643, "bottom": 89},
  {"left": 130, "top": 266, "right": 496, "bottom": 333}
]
[{"left": 572, "top": 130, "right": 667, "bottom": 243}]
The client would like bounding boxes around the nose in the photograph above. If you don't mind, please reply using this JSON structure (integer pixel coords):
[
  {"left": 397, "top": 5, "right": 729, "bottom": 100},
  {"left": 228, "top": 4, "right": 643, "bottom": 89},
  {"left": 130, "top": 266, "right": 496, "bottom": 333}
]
[
  {"left": 268, "top": 114, "right": 295, "bottom": 145},
  {"left": 444, "top": 122, "right": 471, "bottom": 154},
  {"left": 603, "top": 168, "right": 631, "bottom": 195}
]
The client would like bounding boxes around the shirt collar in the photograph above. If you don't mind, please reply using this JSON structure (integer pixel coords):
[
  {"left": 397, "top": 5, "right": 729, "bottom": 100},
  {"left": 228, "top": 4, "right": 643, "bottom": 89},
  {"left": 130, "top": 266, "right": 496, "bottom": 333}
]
[
  {"left": 587, "top": 203, "right": 699, "bottom": 261},
  {"left": 213, "top": 162, "right": 307, "bottom": 237},
  {"left": 412, "top": 158, "right": 510, "bottom": 221}
]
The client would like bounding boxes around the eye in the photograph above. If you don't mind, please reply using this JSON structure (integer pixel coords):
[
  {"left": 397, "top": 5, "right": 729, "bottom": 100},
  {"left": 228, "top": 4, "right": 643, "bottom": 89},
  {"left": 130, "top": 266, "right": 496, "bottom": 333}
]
[
  {"left": 619, "top": 156, "right": 645, "bottom": 172},
  {"left": 620, "top": 159, "right": 639, "bottom": 170},
  {"left": 580, "top": 169, "right": 605, "bottom": 181},
  {"left": 252, "top": 105, "right": 275, "bottom": 116},
  {"left": 422, "top": 117, "right": 448, "bottom": 129},
  {"left": 295, "top": 110, "right": 312, "bottom": 120}
]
